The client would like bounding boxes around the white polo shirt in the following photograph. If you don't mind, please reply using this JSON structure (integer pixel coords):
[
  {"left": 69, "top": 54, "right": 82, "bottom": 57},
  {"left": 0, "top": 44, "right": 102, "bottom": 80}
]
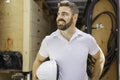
[{"left": 39, "top": 28, "right": 99, "bottom": 80}]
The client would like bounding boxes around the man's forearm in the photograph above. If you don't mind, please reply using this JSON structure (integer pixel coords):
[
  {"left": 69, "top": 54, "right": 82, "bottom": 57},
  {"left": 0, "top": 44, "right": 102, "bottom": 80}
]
[
  {"left": 91, "top": 56, "right": 105, "bottom": 80},
  {"left": 91, "top": 61, "right": 104, "bottom": 80},
  {"left": 32, "top": 60, "right": 42, "bottom": 80}
]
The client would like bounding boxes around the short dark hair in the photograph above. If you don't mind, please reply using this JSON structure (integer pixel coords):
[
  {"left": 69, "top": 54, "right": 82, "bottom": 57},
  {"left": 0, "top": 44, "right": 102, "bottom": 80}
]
[{"left": 58, "top": 0, "right": 79, "bottom": 14}]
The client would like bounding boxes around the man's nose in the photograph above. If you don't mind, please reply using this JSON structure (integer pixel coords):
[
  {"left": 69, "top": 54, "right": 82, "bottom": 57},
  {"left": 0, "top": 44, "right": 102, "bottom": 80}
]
[{"left": 57, "top": 14, "right": 63, "bottom": 20}]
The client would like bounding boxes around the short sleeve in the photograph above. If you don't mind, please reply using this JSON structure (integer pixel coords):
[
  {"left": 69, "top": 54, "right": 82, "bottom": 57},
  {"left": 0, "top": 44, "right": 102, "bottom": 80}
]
[
  {"left": 88, "top": 35, "right": 99, "bottom": 55},
  {"left": 38, "top": 37, "right": 49, "bottom": 58}
]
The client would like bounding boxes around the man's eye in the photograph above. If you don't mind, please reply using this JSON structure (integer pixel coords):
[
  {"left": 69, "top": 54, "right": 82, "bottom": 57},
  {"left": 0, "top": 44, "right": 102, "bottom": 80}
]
[{"left": 62, "top": 13, "right": 68, "bottom": 16}]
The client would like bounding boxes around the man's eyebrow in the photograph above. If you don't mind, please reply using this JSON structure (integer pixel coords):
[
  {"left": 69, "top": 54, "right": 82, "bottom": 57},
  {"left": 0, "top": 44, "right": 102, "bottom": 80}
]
[{"left": 57, "top": 11, "right": 69, "bottom": 14}]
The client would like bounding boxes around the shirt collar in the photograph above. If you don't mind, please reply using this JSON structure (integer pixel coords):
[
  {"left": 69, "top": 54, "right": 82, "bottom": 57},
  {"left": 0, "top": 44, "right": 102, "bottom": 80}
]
[
  {"left": 75, "top": 28, "right": 83, "bottom": 36},
  {"left": 51, "top": 28, "right": 83, "bottom": 38}
]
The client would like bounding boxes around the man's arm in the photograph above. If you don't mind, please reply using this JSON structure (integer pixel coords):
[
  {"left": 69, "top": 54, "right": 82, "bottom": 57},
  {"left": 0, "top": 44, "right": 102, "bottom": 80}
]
[
  {"left": 32, "top": 53, "right": 47, "bottom": 80},
  {"left": 91, "top": 48, "right": 105, "bottom": 80}
]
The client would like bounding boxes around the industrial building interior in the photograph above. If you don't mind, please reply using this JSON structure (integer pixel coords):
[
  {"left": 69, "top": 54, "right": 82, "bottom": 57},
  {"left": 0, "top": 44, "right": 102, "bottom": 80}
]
[{"left": 0, "top": 0, "right": 119, "bottom": 80}]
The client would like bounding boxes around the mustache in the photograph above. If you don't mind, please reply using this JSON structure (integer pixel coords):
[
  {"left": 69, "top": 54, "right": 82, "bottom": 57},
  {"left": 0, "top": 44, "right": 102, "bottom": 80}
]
[{"left": 57, "top": 19, "right": 66, "bottom": 23}]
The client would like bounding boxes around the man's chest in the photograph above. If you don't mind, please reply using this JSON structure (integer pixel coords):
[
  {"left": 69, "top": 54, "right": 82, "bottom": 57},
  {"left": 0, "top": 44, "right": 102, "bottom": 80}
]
[{"left": 48, "top": 40, "right": 89, "bottom": 61}]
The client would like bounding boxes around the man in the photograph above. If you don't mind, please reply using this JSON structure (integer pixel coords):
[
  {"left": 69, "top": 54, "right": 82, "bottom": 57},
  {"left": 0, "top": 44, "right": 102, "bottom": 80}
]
[{"left": 32, "top": 0, "right": 105, "bottom": 80}]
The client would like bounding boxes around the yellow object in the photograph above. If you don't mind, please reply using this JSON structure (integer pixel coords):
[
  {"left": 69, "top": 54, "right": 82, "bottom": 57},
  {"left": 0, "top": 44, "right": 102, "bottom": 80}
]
[{"left": 91, "top": 0, "right": 117, "bottom": 80}]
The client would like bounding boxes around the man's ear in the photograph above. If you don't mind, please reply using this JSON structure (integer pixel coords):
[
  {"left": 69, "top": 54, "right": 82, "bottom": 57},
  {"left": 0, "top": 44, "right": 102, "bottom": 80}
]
[
  {"left": 73, "top": 14, "right": 78, "bottom": 23},
  {"left": 74, "top": 14, "right": 78, "bottom": 19}
]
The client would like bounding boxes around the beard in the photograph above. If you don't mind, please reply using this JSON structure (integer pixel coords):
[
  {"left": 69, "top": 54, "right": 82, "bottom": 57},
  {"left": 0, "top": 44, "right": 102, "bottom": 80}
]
[{"left": 57, "top": 17, "right": 73, "bottom": 31}]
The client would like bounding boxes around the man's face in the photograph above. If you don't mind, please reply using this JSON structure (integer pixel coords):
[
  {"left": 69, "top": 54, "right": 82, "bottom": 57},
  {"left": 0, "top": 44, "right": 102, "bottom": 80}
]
[{"left": 56, "top": 6, "right": 73, "bottom": 31}]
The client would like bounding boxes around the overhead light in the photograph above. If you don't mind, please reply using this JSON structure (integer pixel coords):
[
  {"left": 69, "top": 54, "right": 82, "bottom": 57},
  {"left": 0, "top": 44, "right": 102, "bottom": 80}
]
[{"left": 5, "top": 0, "right": 10, "bottom": 3}]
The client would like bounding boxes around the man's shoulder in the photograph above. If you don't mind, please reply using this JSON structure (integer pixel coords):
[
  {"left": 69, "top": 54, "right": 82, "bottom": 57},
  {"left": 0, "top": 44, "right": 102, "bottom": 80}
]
[
  {"left": 43, "top": 30, "right": 58, "bottom": 41},
  {"left": 77, "top": 29, "right": 90, "bottom": 37},
  {"left": 77, "top": 29, "right": 94, "bottom": 40}
]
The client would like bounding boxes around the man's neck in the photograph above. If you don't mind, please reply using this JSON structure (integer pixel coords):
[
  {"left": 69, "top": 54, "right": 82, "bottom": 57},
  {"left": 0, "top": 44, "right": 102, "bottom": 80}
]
[{"left": 60, "top": 26, "right": 76, "bottom": 41}]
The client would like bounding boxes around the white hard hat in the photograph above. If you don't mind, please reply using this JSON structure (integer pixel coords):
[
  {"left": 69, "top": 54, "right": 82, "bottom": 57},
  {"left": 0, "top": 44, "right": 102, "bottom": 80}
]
[{"left": 36, "top": 60, "right": 57, "bottom": 80}]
